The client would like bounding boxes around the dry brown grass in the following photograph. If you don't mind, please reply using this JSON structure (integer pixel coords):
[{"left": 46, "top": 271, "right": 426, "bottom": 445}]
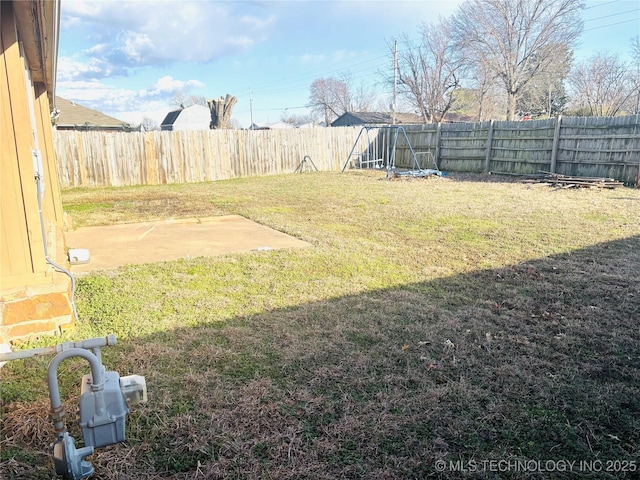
[{"left": 2, "top": 172, "right": 639, "bottom": 479}]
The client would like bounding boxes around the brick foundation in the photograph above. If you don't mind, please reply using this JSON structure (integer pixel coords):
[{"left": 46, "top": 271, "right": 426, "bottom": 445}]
[{"left": 0, "top": 277, "right": 74, "bottom": 344}]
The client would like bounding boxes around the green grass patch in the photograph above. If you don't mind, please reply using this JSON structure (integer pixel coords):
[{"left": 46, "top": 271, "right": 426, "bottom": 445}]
[
  {"left": 2, "top": 172, "right": 639, "bottom": 479},
  {"left": 64, "top": 202, "right": 114, "bottom": 212}
]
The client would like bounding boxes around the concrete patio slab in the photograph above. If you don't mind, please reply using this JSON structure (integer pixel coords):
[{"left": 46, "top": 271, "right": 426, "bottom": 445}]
[{"left": 65, "top": 215, "right": 311, "bottom": 274}]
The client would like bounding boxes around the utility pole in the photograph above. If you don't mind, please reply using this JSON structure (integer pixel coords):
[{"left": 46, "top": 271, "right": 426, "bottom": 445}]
[
  {"left": 249, "top": 88, "right": 254, "bottom": 129},
  {"left": 392, "top": 39, "right": 398, "bottom": 125}
]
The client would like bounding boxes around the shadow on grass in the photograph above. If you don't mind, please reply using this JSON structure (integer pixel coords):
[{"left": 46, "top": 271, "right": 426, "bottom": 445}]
[{"left": 2, "top": 235, "right": 639, "bottom": 479}]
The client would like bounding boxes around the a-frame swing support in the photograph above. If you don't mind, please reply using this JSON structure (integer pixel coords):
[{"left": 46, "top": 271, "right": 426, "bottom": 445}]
[
  {"left": 341, "top": 125, "right": 444, "bottom": 179},
  {"left": 341, "top": 127, "right": 385, "bottom": 172}
]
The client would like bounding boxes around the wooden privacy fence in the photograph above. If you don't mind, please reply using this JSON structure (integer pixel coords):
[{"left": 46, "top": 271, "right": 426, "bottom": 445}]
[
  {"left": 54, "top": 116, "right": 640, "bottom": 188},
  {"left": 394, "top": 115, "right": 640, "bottom": 185},
  {"left": 54, "top": 127, "right": 368, "bottom": 188}
]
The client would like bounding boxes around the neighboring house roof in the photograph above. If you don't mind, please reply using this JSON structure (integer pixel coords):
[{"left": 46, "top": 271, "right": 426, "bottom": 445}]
[
  {"left": 13, "top": 0, "right": 60, "bottom": 106},
  {"left": 330, "top": 111, "right": 424, "bottom": 127},
  {"left": 54, "top": 97, "right": 136, "bottom": 131},
  {"left": 161, "top": 110, "right": 182, "bottom": 127},
  {"left": 250, "top": 122, "right": 296, "bottom": 130},
  {"left": 160, "top": 104, "right": 210, "bottom": 131}
]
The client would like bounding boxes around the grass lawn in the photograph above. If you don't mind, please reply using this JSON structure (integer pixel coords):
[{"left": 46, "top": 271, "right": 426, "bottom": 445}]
[{"left": 1, "top": 171, "right": 639, "bottom": 479}]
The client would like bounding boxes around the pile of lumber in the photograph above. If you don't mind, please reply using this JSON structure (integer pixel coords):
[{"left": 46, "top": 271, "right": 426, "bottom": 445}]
[{"left": 521, "top": 173, "right": 624, "bottom": 189}]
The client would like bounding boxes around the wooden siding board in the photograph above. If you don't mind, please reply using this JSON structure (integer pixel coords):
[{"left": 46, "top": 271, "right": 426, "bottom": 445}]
[
  {"left": 1, "top": 6, "right": 46, "bottom": 274},
  {"left": 2, "top": 2, "right": 70, "bottom": 303},
  {"left": 35, "top": 86, "right": 64, "bottom": 228},
  {"left": 1, "top": 46, "right": 32, "bottom": 276}
]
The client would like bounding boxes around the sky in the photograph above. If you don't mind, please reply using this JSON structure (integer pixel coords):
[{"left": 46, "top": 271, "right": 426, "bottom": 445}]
[{"left": 55, "top": 0, "right": 640, "bottom": 128}]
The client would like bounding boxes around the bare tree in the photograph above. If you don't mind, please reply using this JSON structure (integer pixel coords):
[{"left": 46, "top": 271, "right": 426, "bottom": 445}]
[
  {"left": 632, "top": 36, "right": 640, "bottom": 114},
  {"left": 451, "top": 0, "right": 583, "bottom": 120},
  {"left": 349, "top": 77, "right": 376, "bottom": 113},
  {"left": 517, "top": 48, "right": 571, "bottom": 118},
  {"left": 140, "top": 116, "right": 160, "bottom": 131},
  {"left": 464, "top": 61, "right": 506, "bottom": 121},
  {"left": 309, "top": 78, "right": 342, "bottom": 126},
  {"left": 450, "top": 83, "right": 503, "bottom": 121},
  {"left": 280, "top": 111, "right": 319, "bottom": 126},
  {"left": 170, "top": 93, "right": 207, "bottom": 109},
  {"left": 568, "top": 52, "right": 640, "bottom": 116},
  {"left": 394, "top": 17, "right": 463, "bottom": 123},
  {"left": 308, "top": 74, "right": 374, "bottom": 125}
]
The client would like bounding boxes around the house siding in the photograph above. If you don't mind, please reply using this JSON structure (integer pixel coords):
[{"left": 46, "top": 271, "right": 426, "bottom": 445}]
[
  {"left": 54, "top": 96, "right": 135, "bottom": 131},
  {"left": 331, "top": 112, "right": 424, "bottom": 127},
  {"left": 162, "top": 105, "right": 211, "bottom": 131},
  {"left": 0, "top": 1, "right": 72, "bottom": 343},
  {"left": 331, "top": 113, "right": 362, "bottom": 127}
]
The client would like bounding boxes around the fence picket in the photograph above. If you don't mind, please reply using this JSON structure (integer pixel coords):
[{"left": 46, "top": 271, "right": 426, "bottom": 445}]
[{"left": 53, "top": 116, "right": 640, "bottom": 188}]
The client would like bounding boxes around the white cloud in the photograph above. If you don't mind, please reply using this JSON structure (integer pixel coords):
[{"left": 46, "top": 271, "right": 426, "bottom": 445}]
[
  {"left": 144, "top": 75, "right": 205, "bottom": 96},
  {"left": 61, "top": 1, "right": 277, "bottom": 75},
  {"left": 57, "top": 57, "right": 100, "bottom": 81},
  {"left": 57, "top": 81, "right": 137, "bottom": 106},
  {"left": 120, "top": 32, "right": 155, "bottom": 62},
  {"left": 331, "top": 0, "right": 464, "bottom": 23},
  {"left": 295, "top": 53, "right": 327, "bottom": 64},
  {"left": 120, "top": 105, "right": 171, "bottom": 126},
  {"left": 58, "top": 55, "right": 130, "bottom": 81},
  {"left": 57, "top": 73, "right": 206, "bottom": 126}
]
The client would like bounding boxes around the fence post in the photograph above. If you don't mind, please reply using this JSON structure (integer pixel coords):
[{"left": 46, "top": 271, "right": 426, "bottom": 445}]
[
  {"left": 434, "top": 122, "right": 442, "bottom": 167},
  {"left": 484, "top": 119, "right": 494, "bottom": 173},
  {"left": 550, "top": 115, "right": 562, "bottom": 174}
]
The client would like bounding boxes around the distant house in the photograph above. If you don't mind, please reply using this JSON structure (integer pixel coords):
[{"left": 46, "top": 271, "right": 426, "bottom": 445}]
[
  {"left": 54, "top": 97, "right": 138, "bottom": 131},
  {"left": 331, "top": 112, "right": 424, "bottom": 127},
  {"left": 250, "top": 121, "right": 296, "bottom": 130},
  {"left": 443, "top": 112, "right": 477, "bottom": 123},
  {"left": 161, "top": 104, "right": 210, "bottom": 131}
]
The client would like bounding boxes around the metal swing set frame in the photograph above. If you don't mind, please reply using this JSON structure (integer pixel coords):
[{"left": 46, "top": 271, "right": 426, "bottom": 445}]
[{"left": 341, "top": 125, "right": 444, "bottom": 179}]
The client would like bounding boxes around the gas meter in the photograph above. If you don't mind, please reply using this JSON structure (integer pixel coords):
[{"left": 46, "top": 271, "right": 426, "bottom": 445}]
[{"left": 0, "top": 335, "right": 147, "bottom": 480}]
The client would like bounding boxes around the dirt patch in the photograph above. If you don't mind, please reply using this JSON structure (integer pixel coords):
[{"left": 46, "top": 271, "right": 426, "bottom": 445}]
[{"left": 65, "top": 215, "right": 311, "bottom": 274}]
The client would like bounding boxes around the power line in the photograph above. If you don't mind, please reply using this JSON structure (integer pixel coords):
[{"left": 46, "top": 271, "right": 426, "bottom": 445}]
[
  {"left": 251, "top": 64, "right": 387, "bottom": 97},
  {"left": 584, "top": 7, "right": 640, "bottom": 22},
  {"left": 251, "top": 105, "right": 308, "bottom": 113},
  {"left": 240, "top": 44, "right": 411, "bottom": 98},
  {"left": 584, "top": 0, "right": 620, "bottom": 10},
  {"left": 584, "top": 16, "right": 640, "bottom": 32},
  {"left": 237, "top": 48, "right": 389, "bottom": 94}
]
